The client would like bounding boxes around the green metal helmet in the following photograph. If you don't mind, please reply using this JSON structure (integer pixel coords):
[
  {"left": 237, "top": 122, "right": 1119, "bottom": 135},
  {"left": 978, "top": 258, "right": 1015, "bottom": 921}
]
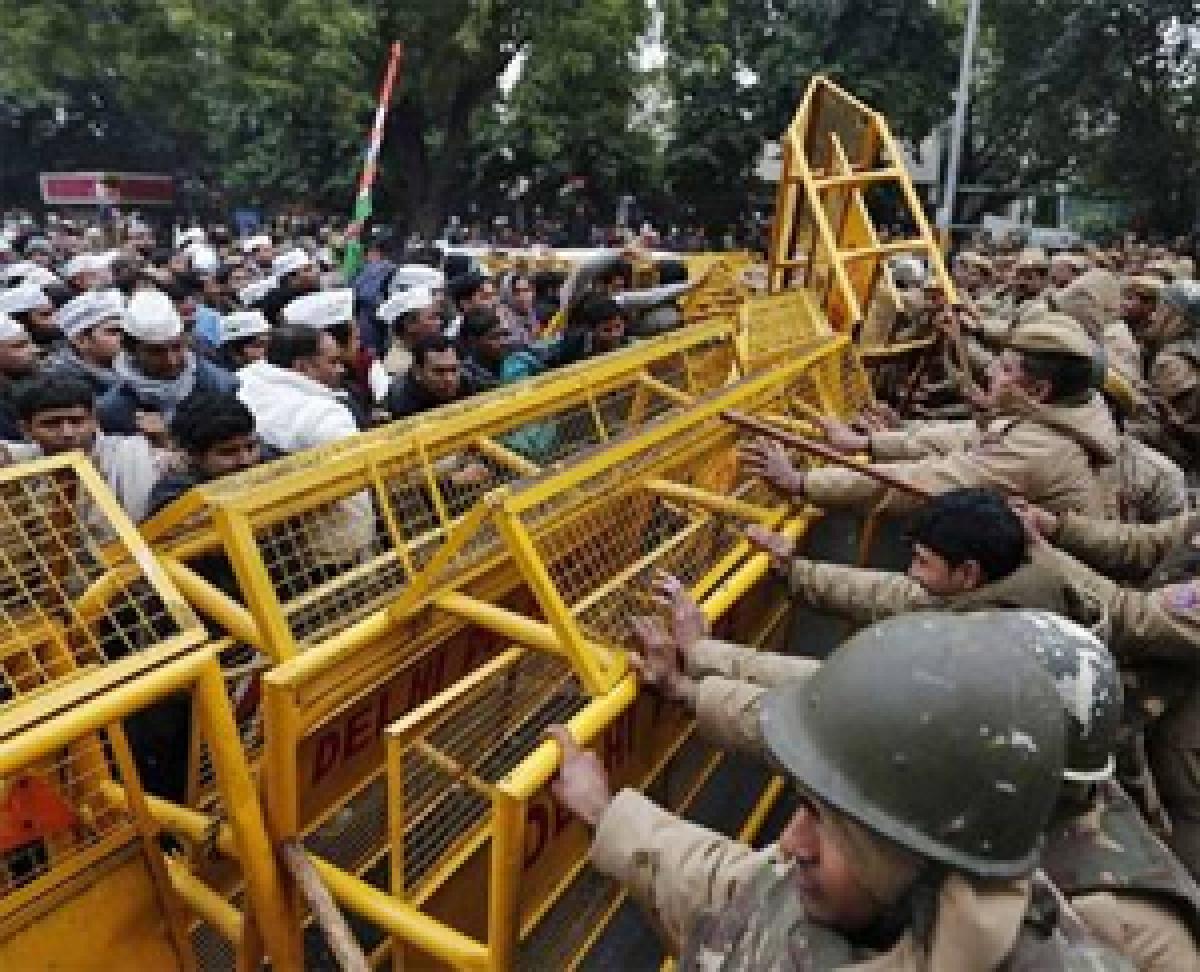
[
  {"left": 1162, "top": 280, "right": 1200, "bottom": 328},
  {"left": 987, "top": 610, "right": 1121, "bottom": 784},
  {"left": 760, "top": 613, "right": 1066, "bottom": 879}
]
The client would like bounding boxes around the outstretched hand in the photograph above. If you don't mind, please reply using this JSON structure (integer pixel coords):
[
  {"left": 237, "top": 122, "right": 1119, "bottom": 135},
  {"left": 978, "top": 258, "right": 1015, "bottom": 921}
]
[
  {"left": 1009, "top": 497, "right": 1058, "bottom": 547},
  {"left": 547, "top": 725, "right": 612, "bottom": 828},
  {"left": 745, "top": 525, "right": 796, "bottom": 573},
  {"left": 739, "top": 437, "right": 807, "bottom": 497}
]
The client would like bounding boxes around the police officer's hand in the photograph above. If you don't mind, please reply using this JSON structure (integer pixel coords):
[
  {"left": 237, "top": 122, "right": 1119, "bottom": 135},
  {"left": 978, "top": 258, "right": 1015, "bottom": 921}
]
[
  {"left": 1009, "top": 498, "right": 1058, "bottom": 544},
  {"left": 650, "top": 571, "right": 708, "bottom": 651},
  {"left": 739, "top": 438, "right": 807, "bottom": 497},
  {"left": 745, "top": 525, "right": 796, "bottom": 573},
  {"left": 629, "top": 616, "right": 685, "bottom": 698},
  {"left": 135, "top": 410, "right": 169, "bottom": 446},
  {"left": 547, "top": 725, "right": 612, "bottom": 828},
  {"left": 817, "top": 416, "right": 869, "bottom": 454}
]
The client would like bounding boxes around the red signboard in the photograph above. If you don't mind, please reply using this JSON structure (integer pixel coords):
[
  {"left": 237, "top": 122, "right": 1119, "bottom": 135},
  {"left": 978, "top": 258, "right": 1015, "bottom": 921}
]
[{"left": 39, "top": 172, "right": 174, "bottom": 206}]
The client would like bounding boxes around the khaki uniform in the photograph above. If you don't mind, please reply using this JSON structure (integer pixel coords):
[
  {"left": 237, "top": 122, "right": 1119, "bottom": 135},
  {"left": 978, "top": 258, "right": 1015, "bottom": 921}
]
[
  {"left": 1052, "top": 510, "right": 1200, "bottom": 876},
  {"left": 1042, "top": 782, "right": 1200, "bottom": 971},
  {"left": 785, "top": 546, "right": 1107, "bottom": 632},
  {"left": 1135, "top": 340, "right": 1200, "bottom": 471},
  {"left": 1099, "top": 435, "right": 1188, "bottom": 525},
  {"left": 806, "top": 394, "right": 1120, "bottom": 517},
  {"left": 598, "top": 639, "right": 1140, "bottom": 968},
  {"left": 1054, "top": 270, "right": 1144, "bottom": 392}
]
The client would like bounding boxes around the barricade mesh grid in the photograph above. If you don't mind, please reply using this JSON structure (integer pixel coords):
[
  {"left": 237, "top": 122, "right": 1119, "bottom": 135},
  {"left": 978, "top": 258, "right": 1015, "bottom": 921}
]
[
  {"left": 398, "top": 652, "right": 585, "bottom": 893},
  {"left": 233, "top": 335, "right": 747, "bottom": 649},
  {"left": 0, "top": 460, "right": 197, "bottom": 709},
  {"left": 0, "top": 732, "right": 133, "bottom": 899}
]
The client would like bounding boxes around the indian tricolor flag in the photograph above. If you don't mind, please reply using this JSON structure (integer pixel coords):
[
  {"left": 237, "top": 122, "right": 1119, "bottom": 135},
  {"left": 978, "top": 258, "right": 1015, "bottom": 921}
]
[{"left": 342, "top": 42, "right": 404, "bottom": 281}]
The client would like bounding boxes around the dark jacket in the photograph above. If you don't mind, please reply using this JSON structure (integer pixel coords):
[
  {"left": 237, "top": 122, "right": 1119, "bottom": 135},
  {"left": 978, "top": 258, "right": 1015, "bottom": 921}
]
[
  {"left": 351, "top": 258, "right": 396, "bottom": 357},
  {"left": 386, "top": 370, "right": 467, "bottom": 419},
  {"left": 97, "top": 357, "right": 239, "bottom": 436}
]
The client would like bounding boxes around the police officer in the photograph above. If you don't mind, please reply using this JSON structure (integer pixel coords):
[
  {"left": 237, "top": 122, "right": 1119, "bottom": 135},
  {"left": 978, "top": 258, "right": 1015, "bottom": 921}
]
[
  {"left": 635, "top": 579, "right": 1198, "bottom": 968},
  {"left": 551, "top": 612, "right": 1129, "bottom": 967},
  {"left": 743, "top": 311, "right": 1121, "bottom": 518},
  {"left": 1129, "top": 281, "right": 1200, "bottom": 471},
  {"left": 1023, "top": 502, "right": 1200, "bottom": 881}
]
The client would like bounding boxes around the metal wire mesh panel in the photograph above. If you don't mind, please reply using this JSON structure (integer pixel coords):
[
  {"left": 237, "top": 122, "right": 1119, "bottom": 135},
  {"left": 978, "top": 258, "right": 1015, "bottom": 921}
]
[
  {"left": 0, "top": 731, "right": 134, "bottom": 902},
  {"left": 0, "top": 457, "right": 200, "bottom": 711},
  {"left": 741, "top": 292, "right": 833, "bottom": 372},
  {"left": 397, "top": 652, "right": 585, "bottom": 894}
]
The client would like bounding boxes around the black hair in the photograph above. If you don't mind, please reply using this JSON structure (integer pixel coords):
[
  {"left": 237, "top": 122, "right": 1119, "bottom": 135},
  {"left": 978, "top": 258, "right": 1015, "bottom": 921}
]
[
  {"left": 170, "top": 391, "right": 255, "bottom": 454},
  {"left": 267, "top": 327, "right": 324, "bottom": 369},
  {"left": 906, "top": 487, "right": 1025, "bottom": 583},
  {"left": 1020, "top": 351, "right": 1096, "bottom": 402},
  {"left": 448, "top": 272, "right": 489, "bottom": 307},
  {"left": 460, "top": 307, "right": 503, "bottom": 342},
  {"left": 394, "top": 306, "right": 438, "bottom": 339},
  {"left": 596, "top": 260, "right": 632, "bottom": 289},
  {"left": 327, "top": 318, "right": 355, "bottom": 350},
  {"left": 656, "top": 260, "right": 688, "bottom": 286},
  {"left": 567, "top": 293, "right": 624, "bottom": 333},
  {"left": 12, "top": 375, "right": 95, "bottom": 420},
  {"left": 412, "top": 334, "right": 458, "bottom": 367}
]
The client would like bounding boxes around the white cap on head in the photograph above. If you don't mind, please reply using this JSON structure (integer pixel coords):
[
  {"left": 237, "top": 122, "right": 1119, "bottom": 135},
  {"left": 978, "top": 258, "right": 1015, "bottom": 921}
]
[
  {"left": 271, "top": 248, "right": 313, "bottom": 278},
  {"left": 178, "top": 226, "right": 207, "bottom": 246},
  {"left": 283, "top": 289, "right": 354, "bottom": 330},
  {"left": 378, "top": 286, "right": 435, "bottom": 324},
  {"left": 0, "top": 313, "right": 27, "bottom": 343},
  {"left": 239, "top": 278, "right": 277, "bottom": 308},
  {"left": 219, "top": 310, "right": 270, "bottom": 346},
  {"left": 62, "top": 252, "right": 112, "bottom": 280},
  {"left": 123, "top": 289, "right": 183, "bottom": 343},
  {"left": 242, "top": 234, "right": 272, "bottom": 253},
  {"left": 0, "top": 283, "right": 51, "bottom": 316},
  {"left": 187, "top": 243, "right": 220, "bottom": 273},
  {"left": 389, "top": 264, "right": 446, "bottom": 293},
  {"left": 3, "top": 263, "right": 60, "bottom": 288},
  {"left": 59, "top": 289, "right": 125, "bottom": 339}
]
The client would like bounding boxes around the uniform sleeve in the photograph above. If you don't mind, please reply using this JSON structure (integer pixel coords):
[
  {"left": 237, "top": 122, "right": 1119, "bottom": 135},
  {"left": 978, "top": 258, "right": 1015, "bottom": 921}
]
[
  {"left": 788, "top": 558, "right": 937, "bottom": 624},
  {"left": 1133, "top": 444, "right": 1188, "bottom": 523},
  {"left": 589, "top": 788, "right": 774, "bottom": 952},
  {"left": 679, "top": 676, "right": 771, "bottom": 756},
  {"left": 870, "top": 420, "right": 978, "bottom": 462},
  {"left": 686, "top": 637, "right": 820, "bottom": 687},
  {"left": 1072, "top": 892, "right": 1200, "bottom": 972},
  {"left": 805, "top": 422, "right": 1050, "bottom": 516},
  {"left": 1055, "top": 511, "right": 1197, "bottom": 580}
]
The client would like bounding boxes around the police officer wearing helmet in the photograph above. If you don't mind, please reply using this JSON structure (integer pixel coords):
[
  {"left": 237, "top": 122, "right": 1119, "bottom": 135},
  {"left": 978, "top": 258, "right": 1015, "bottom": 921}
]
[
  {"left": 550, "top": 612, "right": 1132, "bottom": 968},
  {"left": 996, "top": 611, "right": 1200, "bottom": 969},
  {"left": 1129, "top": 280, "right": 1200, "bottom": 471}
]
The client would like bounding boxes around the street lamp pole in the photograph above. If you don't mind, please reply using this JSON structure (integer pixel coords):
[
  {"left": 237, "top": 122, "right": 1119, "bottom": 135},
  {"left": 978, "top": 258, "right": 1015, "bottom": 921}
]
[{"left": 937, "top": 0, "right": 983, "bottom": 234}]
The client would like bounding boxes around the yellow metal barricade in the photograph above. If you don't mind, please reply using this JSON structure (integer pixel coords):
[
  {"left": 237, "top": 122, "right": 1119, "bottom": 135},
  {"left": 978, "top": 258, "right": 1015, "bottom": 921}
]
[
  {"left": 255, "top": 337, "right": 863, "bottom": 968},
  {"left": 767, "top": 76, "right": 957, "bottom": 348},
  {"left": 0, "top": 455, "right": 294, "bottom": 970}
]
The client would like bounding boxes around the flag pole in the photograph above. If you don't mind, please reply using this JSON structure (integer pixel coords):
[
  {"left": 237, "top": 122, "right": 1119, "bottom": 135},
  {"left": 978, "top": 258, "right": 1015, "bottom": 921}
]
[{"left": 342, "top": 41, "right": 404, "bottom": 281}]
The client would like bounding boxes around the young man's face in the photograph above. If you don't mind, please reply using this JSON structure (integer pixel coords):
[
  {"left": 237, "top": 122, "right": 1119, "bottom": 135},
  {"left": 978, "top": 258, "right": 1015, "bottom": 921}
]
[
  {"left": 195, "top": 434, "right": 260, "bottom": 479},
  {"left": 401, "top": 307, "right": 442, "bottom": 345},
  {"left": 0, "top": 334, "right": 37, "bottom": 379},
  {"left": 465, "top": 280, "right": 496, "bottom": 312},
  {"left": 77, "top": 318, "right": 124, "bottom": 367},
  {"left": 133, "top": 337, "right": 188, "bottom": 380},
  {"left": 592, "top": 314, "right": 626, "bottom": 352},
  {"left": 511, "top": 277, "right": 535, "bottom": 313},
  {"left": 23, "top": 405, "right": 97, "bottom": 455},
  {"left": 1013, "top": 267, "right": 1047, "bottom": 301},
  {"left": 1122, "top": 291, "right": 1157, "bottom": 328},
  {"left": 985, "top": 349, "right": 1043, "bottom": 403},
  {"left": 778, "top": 798, "right": 884, "bottom": 932},
  {"left": 907, "top": 543, "right": 981, "bottom": 597},
  {"left": 298, "top": 332, "right": 345, "bottom": 389},
  {"left": 415, "top": 349, "right": 461, "bottom": 401}
]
